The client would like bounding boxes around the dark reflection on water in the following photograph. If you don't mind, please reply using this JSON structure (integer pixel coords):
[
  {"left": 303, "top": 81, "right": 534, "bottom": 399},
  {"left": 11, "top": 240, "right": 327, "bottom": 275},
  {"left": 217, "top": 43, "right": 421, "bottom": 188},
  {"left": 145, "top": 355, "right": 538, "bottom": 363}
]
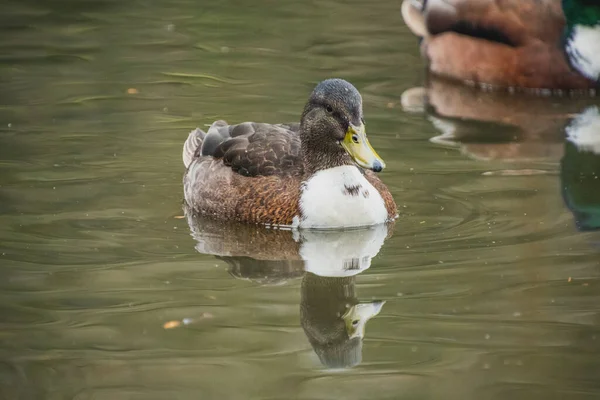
[
  {"left": 399, "top": 77, "right": 600, "bottom": 399},
  {"left": 186, "top": 209, "right": 390, "bottom": 369},
  {"left": 2, "top": 0, "right": 600, "bottom": 398},
  {"left": 301, "top": 273, "right": 384, "bottom": 369},
  {"left": 404, "top": 77, "right": 600, "bottom": 234},
  {"left": 561, "top": 116, "right": 600, "bottom": 232}
]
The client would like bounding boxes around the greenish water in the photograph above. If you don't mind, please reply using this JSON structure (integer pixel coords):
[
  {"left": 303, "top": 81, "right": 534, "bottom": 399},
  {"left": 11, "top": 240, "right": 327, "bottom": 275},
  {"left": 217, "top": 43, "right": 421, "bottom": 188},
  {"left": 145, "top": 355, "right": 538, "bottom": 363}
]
[{"left": 1, "top": 0, "right": 600, "bottom": 399}]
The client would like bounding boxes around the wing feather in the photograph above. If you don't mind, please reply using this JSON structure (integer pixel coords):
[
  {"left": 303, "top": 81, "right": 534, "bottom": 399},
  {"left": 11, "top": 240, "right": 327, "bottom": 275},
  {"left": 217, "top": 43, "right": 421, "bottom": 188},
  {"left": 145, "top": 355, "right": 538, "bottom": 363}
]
[{"left": 202, "top": 122, "right": 303, "bottom": 177}]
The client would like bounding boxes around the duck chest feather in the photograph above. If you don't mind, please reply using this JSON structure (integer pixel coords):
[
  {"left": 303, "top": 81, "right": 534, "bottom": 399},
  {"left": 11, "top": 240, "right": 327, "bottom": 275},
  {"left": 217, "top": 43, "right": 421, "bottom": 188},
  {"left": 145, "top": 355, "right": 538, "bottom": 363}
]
[{"left": 295, "top": 165, "right": 388, "bottom": 229}]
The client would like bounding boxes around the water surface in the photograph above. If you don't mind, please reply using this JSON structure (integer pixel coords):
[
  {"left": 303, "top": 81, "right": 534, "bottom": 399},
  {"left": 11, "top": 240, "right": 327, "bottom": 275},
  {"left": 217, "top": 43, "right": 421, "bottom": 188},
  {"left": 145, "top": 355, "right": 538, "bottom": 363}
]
[{"left": 1, "top": 1, "right": 600, "bottom": 399}]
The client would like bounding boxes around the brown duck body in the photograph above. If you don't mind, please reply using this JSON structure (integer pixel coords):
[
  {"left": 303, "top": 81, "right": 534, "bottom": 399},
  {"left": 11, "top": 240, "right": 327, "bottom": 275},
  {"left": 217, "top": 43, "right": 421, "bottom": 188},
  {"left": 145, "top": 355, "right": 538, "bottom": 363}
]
[
  {"left": 402, "top": 0, "right": 596, "bottom": 90},
  {"left": 182, "top": 120, "right": 396, "bottom": 227}
]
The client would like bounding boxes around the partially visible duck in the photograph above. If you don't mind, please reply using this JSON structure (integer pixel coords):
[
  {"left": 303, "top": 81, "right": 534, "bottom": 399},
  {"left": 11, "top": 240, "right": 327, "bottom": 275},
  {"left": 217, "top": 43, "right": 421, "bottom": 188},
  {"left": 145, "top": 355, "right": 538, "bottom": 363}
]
[
  {"left": 182, "top": 79, "right": 397, "bottom": 229},
  {"left": 401, "top": 0, "right": 600, "bottom": 91}
]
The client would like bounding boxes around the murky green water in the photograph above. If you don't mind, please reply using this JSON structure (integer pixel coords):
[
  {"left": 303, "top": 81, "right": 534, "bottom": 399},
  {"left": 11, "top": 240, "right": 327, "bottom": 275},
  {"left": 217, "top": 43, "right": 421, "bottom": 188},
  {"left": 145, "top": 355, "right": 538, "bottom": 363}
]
[{"left": 2, "top": 0, "right": 600, "bottom": 399}]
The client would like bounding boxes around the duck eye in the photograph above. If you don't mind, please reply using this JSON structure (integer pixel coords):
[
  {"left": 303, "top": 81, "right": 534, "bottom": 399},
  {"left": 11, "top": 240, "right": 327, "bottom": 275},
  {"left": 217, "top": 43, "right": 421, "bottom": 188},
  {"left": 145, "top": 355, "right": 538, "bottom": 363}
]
[
  {"left": 325, "top": 105, "right": 333, "bottom": 113},
  {"left": 352, "top": 320, "right": 359, "bottom": 326},
  {"left": 351, "top": 134, "right": 359, "bottom": 144}
]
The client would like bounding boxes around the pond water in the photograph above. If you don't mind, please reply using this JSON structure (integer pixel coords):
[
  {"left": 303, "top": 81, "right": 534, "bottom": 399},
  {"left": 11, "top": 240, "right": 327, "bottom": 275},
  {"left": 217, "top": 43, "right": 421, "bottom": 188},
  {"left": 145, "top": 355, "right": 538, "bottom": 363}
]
[{"left": 1, "top": 0, "right": 600, "bottom": 399}]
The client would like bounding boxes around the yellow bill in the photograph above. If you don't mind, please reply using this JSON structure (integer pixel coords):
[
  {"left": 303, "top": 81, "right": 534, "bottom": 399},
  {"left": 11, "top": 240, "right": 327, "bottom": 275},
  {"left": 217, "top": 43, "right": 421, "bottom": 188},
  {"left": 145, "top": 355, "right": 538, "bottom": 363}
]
[{"left": 341, "top": 123, "right": 386, "bottom": 172}]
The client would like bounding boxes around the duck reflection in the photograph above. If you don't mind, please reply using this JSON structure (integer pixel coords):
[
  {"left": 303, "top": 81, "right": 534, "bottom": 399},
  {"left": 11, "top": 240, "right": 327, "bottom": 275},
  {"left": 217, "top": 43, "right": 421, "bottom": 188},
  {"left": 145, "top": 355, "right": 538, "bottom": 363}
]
[
  {"left": 298, "top": 229, "right": 388, "bottom": 368},
  {"left": 184, "top": 207, "right": 392, "bottom": 368},
  {"left": 402, "top": 77, "right": 600, "bottom": 230},
  {"left": 300, "top": 272, "right": 384, "bottom": 369},
  {"left": 562, "top": 107, "right": 600, "bottom": 231}
]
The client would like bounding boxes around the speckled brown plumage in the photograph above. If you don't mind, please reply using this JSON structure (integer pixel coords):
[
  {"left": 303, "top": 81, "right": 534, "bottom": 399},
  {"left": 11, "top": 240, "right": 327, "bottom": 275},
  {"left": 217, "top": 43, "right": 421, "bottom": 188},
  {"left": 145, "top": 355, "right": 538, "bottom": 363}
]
[
  {"left": 185, "top": 158, "right": 302, "bottom": 226},
  {"left": 232, "top": 174, "right": 302, "bottom": 225}
]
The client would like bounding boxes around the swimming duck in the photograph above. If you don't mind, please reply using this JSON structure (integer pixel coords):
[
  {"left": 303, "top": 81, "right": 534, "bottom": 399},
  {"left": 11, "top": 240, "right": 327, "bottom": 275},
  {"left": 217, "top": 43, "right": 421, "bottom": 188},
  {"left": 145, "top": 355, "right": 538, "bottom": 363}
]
[
  {"left": 401, "top": 0, "right": 600, "bottom": 91},
  {"left": 182, "top": 79, "right": 397, "bottom": 229}
]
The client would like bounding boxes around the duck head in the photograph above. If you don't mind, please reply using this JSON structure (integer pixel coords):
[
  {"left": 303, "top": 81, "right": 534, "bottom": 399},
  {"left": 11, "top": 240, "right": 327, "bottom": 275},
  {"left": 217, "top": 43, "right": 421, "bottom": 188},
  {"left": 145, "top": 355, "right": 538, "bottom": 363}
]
[{"left": 300, "top": 79, "right": 386, "bottom": 174}]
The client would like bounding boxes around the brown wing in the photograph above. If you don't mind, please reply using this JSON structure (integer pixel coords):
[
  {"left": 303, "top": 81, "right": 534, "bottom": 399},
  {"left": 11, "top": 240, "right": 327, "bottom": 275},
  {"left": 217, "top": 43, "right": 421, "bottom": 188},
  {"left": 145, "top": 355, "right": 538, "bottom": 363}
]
[{"left": 206, "top": 122, "right": 304, "bottom": 177}]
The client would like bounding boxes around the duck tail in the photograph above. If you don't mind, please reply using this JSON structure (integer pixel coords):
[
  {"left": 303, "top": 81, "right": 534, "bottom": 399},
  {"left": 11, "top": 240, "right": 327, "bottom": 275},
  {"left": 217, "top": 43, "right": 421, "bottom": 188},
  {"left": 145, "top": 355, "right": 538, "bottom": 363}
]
[
  {"left": 183, "top": 120, "right": 230, "bottom": 168},
  {"left": 183, "top": 128, "right": 206, "bottom": 169},
  {"left": 401, "top": 0, "right": 429, "bottom": 38}
]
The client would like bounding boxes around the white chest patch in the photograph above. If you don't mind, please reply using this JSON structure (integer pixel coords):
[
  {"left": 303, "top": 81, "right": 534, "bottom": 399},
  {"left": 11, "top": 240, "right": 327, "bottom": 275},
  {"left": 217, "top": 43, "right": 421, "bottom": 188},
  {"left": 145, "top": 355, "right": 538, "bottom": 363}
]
[
  {"left": 296, "top": 165, "right": 388, "bottom": 229},
  {"left": 566, "top": 24, "right": 600, "bottom": 81}
]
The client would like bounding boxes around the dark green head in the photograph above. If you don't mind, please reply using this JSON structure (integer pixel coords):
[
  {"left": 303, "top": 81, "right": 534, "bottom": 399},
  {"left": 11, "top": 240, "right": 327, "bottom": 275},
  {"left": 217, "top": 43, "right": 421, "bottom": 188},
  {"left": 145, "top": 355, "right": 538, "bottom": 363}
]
[
  {"left": 563, "top": 0, "right": 600, "bottom": 28},
  {"left": 300, "top": 79, "right": 385, "bottom": 173}
]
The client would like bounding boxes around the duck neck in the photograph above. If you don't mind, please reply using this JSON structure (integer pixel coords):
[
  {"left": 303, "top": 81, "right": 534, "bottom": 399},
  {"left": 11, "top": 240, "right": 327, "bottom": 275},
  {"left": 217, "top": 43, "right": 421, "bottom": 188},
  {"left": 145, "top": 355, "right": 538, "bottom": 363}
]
[
  {"left": 562, "top": 0, "right": 600, "bottom": 82},
  {"left": 300, "top": 129, "right": 354, "bottom": 177}
]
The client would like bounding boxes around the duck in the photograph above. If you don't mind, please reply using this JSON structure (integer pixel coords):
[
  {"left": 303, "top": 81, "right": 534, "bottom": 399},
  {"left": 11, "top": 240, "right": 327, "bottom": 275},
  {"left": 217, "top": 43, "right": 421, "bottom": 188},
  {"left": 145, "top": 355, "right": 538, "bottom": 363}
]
[
  {"left": 182, "top": 79, "right": 397, "bottom": 229},
  {"left": 401, "top": 0, "right": 600, "bottom": 91}
]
